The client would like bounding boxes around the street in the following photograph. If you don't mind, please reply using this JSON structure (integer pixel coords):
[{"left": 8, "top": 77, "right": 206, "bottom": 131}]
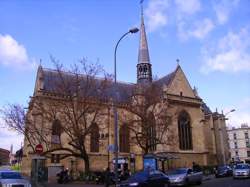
[
  {"left": 200, "top": 177, "right": 250, "bottom": 187},
  {"left": 43, "top": 177, "right": 250, "bottom": 187}
]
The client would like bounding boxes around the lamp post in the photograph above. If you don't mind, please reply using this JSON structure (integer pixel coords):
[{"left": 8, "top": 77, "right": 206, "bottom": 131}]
[
  {"left": 113, "top": 27, "right": 139, "bottom": 184},
  {"left": 224, "top": 109, "right": 236, "bottom": 119}
]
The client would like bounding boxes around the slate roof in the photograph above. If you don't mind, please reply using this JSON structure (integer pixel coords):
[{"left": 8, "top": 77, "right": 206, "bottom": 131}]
[
  {"left": 41, "top": 68, "right": 135, "bottom": 102},
  {"left": 39, "top": 67, "right": 176, "bottom": 103},
  {"left": 154, "top": 71, "right": 175, "bottom": 87},
  {"left": 201, "top": 102, "right": 212, "bottom": 115}
]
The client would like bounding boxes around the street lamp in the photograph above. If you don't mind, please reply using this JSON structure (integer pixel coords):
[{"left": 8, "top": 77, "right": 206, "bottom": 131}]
[
  {"left": 224, "top": 109, "right": 236, "bottom": 118},
  {"left": 113, "top": 27, "right": 139, "bottom": 184}
]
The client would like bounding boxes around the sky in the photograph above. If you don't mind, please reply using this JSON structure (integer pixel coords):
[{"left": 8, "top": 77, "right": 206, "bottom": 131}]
[{"left": 0, "top": 0, "right": 249, "bottom": 151}]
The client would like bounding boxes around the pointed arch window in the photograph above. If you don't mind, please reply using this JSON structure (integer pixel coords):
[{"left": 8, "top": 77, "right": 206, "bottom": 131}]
[
  {"left": 90, "top": 123, "right": 99, "bottom": 152},
  {"left": 178, "top": 111, "right": 193, "bottom": 150},
  {"left": 139, "top": 66, "right": 143, "bottom": 72},
  {"left": 51, "top": 119, "right": 62, "bottom": 145},
  {"left": 119, "top": 124, "right": 130, "bottom": 153}
]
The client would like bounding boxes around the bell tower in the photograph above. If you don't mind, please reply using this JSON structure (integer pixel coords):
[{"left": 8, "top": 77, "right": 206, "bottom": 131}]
[{"left": 137, "top": 1, "right": 152, "bottom": 84}]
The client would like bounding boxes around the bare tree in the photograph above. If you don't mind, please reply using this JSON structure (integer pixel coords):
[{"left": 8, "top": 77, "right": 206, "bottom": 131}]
[
  {"left": 122, "top": 83, "right": 174, "bottom": 155},
  {"left": 0, "top": 104, "right": 50, "bottom": 153},
  {"left": 1, "top": 58, "right": 112, "bottom": 174}
]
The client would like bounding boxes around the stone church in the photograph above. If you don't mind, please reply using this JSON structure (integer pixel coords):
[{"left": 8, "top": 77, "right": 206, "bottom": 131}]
[{"left": 21, "top": 6, "right": 229, "bottom": 178}]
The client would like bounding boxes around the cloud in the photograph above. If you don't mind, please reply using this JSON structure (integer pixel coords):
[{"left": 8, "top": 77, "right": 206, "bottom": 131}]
[
  {"left": 217, "top": 98, "right": 250, "bottom": 129},
  {"left": 145, "top": 0, "right": 202, "bottom": 33},
  {"left": 228, "top": 112, "right": 250, "bottom": 127},
  {"left": 175, "top": 1, "right": 215, "bottom": 41},
  {"left": 178, "top": 18, "right": 214, "bottom": 41},
  {"left": 0, "top": 128, "right": 23, "bottom": 152},
  {"left": 145, "top": 0, "right": 214, "bottom": 41},
  {"left": 213, "top": 0, "right": 239, "bottom": 25},
  {"left": 145, "top": 0, "right": 169, "bottom": 32},
  {"left": 175, "top": 0, "right": 201, "bottom": 15},
  {"left": 200, "top": 27, "right": 250, "bottom": 73},
  {"left": 0, "top": 34, "right": 36, "bottom": 69}
]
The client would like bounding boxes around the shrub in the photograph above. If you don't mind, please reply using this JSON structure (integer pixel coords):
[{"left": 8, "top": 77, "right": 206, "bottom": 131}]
[{"left": 11, "top": 164, "right": 21, "bottom": 171}]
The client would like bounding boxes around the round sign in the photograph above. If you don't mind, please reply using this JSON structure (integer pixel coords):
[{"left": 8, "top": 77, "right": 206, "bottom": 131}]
[{"left": 35, "top": 144, "right": 43, "bottom": 154}]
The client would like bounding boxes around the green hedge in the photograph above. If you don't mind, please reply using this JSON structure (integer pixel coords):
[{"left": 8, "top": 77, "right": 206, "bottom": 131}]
[{"left": 11, "top": 164, "right": 21, "bottom": 171}]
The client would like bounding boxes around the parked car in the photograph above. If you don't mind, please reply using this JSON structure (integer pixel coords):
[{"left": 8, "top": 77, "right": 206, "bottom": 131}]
[
  {"left": 233, "top": 164, "right": 250, "bottom": 179},
  {"left": 167, "top": 168, "right": 203, "bottom": 186},
  {"left": 215, "top": 165, "right": 233, "bottom": 178},
  {"left": 117, "top": 170, "right": 169, "bottom": 187},
  {"left": 0, "top": 170, "right": 31, "bottom": 187}
]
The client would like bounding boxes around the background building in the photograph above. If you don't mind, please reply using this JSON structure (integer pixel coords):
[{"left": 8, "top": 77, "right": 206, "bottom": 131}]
[
  {"left": 228, "top": 124, "right": 250, "bottom": 163},
  {"left": 0, "top": 148, "right": 10, "bottom": 166}
]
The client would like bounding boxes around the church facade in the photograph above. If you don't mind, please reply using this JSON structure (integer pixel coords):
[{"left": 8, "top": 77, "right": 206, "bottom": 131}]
[{"left": 21, "top": 6, "right": 229, "bottom": 177}]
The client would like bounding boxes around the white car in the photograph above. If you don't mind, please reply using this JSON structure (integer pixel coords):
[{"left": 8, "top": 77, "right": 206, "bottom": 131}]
[
  {"left": 0, "top": 170, "right": 32, "bottom": 187},
  {"left": 233, "top": 164, "right": 250, "bottom": 179},
  {"left": 167, "top": 168, "right": 203, "bottom": 186}
]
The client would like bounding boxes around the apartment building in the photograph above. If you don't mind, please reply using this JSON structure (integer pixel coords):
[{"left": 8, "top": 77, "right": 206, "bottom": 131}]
[{"left": 227, "top": 124, "right": 250, "bottom": 163}]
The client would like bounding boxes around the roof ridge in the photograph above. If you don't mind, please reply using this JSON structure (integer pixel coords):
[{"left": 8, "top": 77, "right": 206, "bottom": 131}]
[{"left": 42, "top": 67, "right": 135, "bottom": 85}]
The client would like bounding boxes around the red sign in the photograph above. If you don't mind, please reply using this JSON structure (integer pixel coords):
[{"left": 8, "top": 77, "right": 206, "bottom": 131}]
[{"left": 35, "top": 144, "right": 43, "bottom": 154}]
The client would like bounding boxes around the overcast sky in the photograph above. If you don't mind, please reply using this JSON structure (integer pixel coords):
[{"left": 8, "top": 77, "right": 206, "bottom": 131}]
[{"left": 0, "top": 0, "right": 250, "bottom": 151}]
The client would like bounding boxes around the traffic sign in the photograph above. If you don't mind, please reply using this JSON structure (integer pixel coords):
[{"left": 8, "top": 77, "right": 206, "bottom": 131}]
[{"left": 35, "top": 144, "right": 43, "bottom": 154}]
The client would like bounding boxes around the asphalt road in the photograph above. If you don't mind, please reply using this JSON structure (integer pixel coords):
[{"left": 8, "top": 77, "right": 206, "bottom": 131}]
[
  {"left": 200, "top": 176, "right": 250, "bottom": 187},
  {"left": 43, "top": 177, "right": 250, "bottom": 187}
]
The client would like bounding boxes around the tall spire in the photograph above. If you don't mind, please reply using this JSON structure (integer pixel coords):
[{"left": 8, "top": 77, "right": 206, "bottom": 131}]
[
  {"left": 137, "top": 0, "right": 152, "bottom": 83},
  {"left": 138, "top": 1, "right": 150, "bottom": 64}
]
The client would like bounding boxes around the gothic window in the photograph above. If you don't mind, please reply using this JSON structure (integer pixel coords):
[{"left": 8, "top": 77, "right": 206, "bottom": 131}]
[
  {"left": 148, "top": 113, "right": 156, "bottom": 152},
  {"left": 142, "top": 65, "right": 148, "bottom": 78},
  {"left": 178, "top": 111, "right": 193, "bottom": 150},
  {"left": 119, "top": 124, "right": 130, "bottom": 153},
  {"left": 139, "top": 66, "right": 142, "bottom": 72},
  {"left": 51, "top": 119, "right": 62, "bottom": 144},
  {"left": 90, "top": 123, "right": 99, "bottom": 152}
]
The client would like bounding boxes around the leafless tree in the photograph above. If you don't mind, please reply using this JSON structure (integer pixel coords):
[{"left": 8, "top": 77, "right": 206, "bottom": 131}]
[
  {"left": 122, "top": 83, "right": 174, "bottom": 155},
  {"left": 1, "top": 58, "right": 112, "bottom": 174}
]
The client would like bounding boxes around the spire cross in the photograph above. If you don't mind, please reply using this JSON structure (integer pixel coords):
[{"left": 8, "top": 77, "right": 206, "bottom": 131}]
[{"left": 176, "top": 59, "right": 180, "bottom": 65}]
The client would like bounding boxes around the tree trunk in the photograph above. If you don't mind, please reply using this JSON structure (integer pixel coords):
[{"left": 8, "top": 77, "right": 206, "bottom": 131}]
[{"left": 84, "top": 156, "right": 90, "bottom": 174}]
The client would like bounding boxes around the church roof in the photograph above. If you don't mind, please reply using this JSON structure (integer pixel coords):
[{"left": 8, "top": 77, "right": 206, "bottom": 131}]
[
  {"left": 40, "top": 68, "right": 135, "bottom": 103},
  {"left": 37, "top": 67, "right": 177, "bottom": 102},
  {"left": 154, "top": 70, "right": 176, "bottom": 87},
  {"left": 201, "top": 103, "right": 212, "bottom": 115}
]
